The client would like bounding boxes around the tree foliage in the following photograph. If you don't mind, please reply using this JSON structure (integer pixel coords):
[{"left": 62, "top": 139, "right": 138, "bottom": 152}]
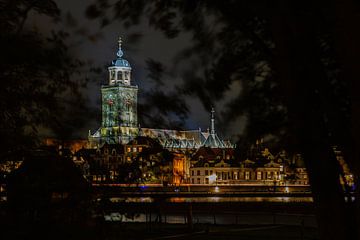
[{"left": 0, "top": 0, "right": 91, "bottom": 156}]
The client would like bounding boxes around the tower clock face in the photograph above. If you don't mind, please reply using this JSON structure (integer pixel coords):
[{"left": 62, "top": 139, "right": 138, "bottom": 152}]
[{"left": 107, "top": 94, "right": 114, "bottom": 105}]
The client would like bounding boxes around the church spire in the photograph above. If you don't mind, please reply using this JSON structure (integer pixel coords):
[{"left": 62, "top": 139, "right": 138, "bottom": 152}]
[{"left": 210, "top": 107, "right": 215, "bottom": 135}]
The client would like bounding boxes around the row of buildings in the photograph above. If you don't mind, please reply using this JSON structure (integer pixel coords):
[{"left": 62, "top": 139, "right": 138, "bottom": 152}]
[{"left": 68, "top": 137, "right": 309, "bottom": 186}]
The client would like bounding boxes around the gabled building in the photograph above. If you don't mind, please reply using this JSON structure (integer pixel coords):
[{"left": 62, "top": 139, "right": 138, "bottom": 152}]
[{"left": 90, "top": 143, "right": 125, "bottom": 182}]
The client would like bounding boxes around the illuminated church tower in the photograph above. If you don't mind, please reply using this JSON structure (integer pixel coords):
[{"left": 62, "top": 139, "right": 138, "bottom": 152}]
[
  {"left": 90, "top": 37, "right": 139, "bottom": 144},
  {"left": 89, "top": 37, "right": 233, "bottom": 149},
  {"left": 102, "top": 37, "right": 138, "bottom": 128}
]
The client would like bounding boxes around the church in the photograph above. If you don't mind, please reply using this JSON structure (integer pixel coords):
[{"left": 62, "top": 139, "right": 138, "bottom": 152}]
[{"left": 88, "top": 37, "right": 234, "bottom": 150}]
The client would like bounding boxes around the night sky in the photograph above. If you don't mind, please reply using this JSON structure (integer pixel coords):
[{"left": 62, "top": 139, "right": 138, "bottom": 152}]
[{"left": 27, "top": 0, "right": 244, "bottom": 141}]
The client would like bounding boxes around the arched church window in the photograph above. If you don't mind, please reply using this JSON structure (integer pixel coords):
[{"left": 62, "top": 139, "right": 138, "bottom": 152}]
[
  {"left": 110, "top": 70, "right": 115, "bottom": 80},
  {"left": 117, "top": 71, "right": 123, "bottom": 80},
  {"left": 124, "top": 71, "right": 129, "bottom": 80}
]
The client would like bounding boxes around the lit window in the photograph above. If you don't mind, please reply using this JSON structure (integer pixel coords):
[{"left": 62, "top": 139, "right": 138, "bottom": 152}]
[
  {"left": 138, "top": 147, "right": 143, "bottom": 152},
  {"left": 257, "top": 172, "right": 262, "bottom": 180},
  {"left": 133, "top": 147, "right": 137, "bottom": 152},
  {"left": 245, "top": 172, "right": 250, "bottom": 180},
  {"left": 127, "top": 156, "right": 131, "bottom": 162},
  {"left": 127, "top": 147, "right": 131, "bottom": 152}
]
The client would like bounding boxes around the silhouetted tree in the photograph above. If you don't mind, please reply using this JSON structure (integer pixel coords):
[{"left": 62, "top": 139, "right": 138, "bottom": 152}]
[
  {"left": 0, "top": 0, "right": 92, "bottom": 158},
  {"left": 6, "top": 147, "right": 91, "bottom": 238}
]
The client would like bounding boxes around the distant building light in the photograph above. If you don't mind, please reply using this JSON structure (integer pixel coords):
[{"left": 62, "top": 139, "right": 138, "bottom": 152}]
[{"left": 209, "top": 174, "right": 217, "bottom": 184}]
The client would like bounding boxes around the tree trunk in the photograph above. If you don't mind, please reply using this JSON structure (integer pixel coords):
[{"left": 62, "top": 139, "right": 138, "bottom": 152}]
[
  {"left": 270, "top": 2, "right": 350, "bottom": 239},
  {"left": 333, "top": 1, "right": 360, "bottom": 239}
]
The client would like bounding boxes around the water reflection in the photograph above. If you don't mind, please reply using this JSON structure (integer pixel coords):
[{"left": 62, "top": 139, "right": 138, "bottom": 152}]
[
  {"left": 103, "top": 211, "right": 318, "bottom": 227},
  {"left": 109, "top": 196, "right": 313, "bottom": 203},
  {"left": 166, "top": 196, "right": 313, "bottom": 203},
  {"left": 110, "top": 197, "right": 154, "bottom": 203}
]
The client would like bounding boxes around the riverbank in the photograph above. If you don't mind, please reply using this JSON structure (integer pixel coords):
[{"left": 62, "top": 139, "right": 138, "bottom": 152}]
[
  {"left": 1, "top": 221, "right": 319, "bottom": 240},
  {"left": 102, "top": 222, "right": 319, "bottom": 240}
]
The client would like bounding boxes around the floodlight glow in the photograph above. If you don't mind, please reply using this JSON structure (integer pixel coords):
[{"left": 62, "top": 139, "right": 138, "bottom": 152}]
[{"left": 209, "top": 174, "right": 217, "bottom": 184}]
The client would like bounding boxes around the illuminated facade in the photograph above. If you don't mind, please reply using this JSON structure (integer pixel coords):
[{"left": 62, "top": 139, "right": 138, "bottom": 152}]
[
  {"left": 189, "top": 146, "right": 309, "bottom": 186},
  {"left": 89, "top": 37, "right": 234, "bottom": 150}
]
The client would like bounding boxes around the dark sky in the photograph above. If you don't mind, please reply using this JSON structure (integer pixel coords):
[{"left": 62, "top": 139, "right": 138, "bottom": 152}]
[{"left": 29, "top": 0, "right": 245, "bottom": 141}]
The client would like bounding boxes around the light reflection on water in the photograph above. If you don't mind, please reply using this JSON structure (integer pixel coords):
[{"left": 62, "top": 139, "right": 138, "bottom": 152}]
[
  {"left": 109, "top": 196, "right": 313, "bottom": 203},
  {"left": 110, "top": 197, "right": 154, "bottom": 203},
  {"left": 103, "top": 211, "right": 318, "bottom": 227},
  {"left": 167, "top": 197, "right": 313, "bottom": 203}
]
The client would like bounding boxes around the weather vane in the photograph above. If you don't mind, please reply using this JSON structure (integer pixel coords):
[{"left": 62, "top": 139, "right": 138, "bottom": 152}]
[
  {"left": 118, "top": 37, "right": 122, "bottom": 49},
  {"left": 117, "top": 36, "right": 124, "bottom": 58}
]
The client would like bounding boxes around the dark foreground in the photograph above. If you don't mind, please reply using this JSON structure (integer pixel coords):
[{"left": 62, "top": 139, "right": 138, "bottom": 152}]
[
  {"left": 1, "top": 222, "right": 319, "bottom": 240},
  {"left": 101, "top": 223, "right": 319, "bottom": 240},
  {"left": 1, "top": 198, "right": 318, "bottom": 240}
]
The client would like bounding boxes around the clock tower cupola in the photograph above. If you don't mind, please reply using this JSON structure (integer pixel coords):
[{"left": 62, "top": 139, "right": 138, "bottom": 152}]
[{"left": 108, "top": 37, "right": 132, "bottom": 86}]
